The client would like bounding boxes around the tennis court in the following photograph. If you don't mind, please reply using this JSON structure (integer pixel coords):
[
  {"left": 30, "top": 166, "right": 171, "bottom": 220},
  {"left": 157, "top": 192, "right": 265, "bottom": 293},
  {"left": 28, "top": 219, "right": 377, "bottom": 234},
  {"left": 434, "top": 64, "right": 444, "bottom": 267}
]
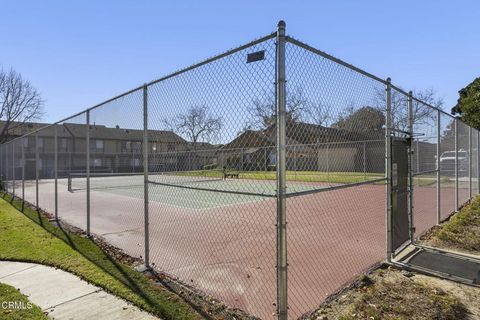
[
  {"left": 1, "top": 21, "right": 479, "bottom": 319},
  {"left": 66, "top": 171, "right": 340, "bottom": 209}
]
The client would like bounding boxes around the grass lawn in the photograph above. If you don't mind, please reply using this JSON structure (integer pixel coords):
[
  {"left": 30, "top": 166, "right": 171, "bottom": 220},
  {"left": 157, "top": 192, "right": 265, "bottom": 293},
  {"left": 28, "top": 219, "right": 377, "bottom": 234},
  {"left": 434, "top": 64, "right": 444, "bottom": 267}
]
[
  {"left": 0, "top": 192, "right": 202, "bottom": 320},
  {"left": 182, "top": 169, "right": 385, "bottom": 184},
  {"left": 0, "top": 282, "right": 48, "bottom": 320},
  {"left": 424, "top": 195, "right": 480, "bottom": 254}
]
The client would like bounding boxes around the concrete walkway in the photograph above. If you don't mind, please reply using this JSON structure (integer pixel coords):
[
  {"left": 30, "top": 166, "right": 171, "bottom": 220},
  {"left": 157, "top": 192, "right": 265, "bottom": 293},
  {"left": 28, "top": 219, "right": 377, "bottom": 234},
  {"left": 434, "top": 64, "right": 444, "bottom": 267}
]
[{"left": 0, "top": 261, "right": 160, "bottom": 320}]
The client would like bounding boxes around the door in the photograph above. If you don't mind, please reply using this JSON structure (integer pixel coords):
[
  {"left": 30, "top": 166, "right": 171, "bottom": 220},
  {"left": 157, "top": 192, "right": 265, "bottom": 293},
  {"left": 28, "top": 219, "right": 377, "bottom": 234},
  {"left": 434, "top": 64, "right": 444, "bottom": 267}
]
[{"left": 391, "top": 138, "right": 410, "bottom": 253}]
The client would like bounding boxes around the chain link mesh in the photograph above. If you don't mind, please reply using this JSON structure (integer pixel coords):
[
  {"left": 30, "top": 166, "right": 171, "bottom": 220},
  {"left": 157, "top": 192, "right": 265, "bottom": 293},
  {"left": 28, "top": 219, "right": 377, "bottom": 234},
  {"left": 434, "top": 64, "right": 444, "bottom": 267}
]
[
  {"left": 0, "top": 28, "right": 479, "bottom": 320},
  {"left": 147, "top": 36, "right": 277, "bottom": 318},
  {"left": 284, "top": 38, "right": 387, "bottom": 318},
  {"left": 412, "top": 100, "right": 438, "bottom": 237}
]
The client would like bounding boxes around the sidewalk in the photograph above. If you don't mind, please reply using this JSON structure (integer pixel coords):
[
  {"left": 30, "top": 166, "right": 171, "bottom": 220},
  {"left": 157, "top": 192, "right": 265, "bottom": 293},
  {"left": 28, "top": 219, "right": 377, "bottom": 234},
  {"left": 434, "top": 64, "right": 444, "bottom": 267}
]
[{"left": 0, "top": 261, "right": 160, "bottom": 320}]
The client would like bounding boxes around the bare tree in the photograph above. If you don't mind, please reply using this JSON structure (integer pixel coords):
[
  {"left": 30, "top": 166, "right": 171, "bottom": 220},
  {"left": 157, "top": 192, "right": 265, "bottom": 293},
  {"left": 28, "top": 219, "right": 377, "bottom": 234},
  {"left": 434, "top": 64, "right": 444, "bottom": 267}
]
[
  {"left": 247, "top": 86, "right": 308, "bottom": 129},
  {"left": 0, "top": 68, "right": 44, "bottom": 143},
  {"left": 374, "top": 87, "right": 443, "bottom": 132},
  {"left": 306, "top": 101, "right": 333, "bottom": 127},
  {"left": 164, "top": 105, "right": 222, "bottom": 149}
]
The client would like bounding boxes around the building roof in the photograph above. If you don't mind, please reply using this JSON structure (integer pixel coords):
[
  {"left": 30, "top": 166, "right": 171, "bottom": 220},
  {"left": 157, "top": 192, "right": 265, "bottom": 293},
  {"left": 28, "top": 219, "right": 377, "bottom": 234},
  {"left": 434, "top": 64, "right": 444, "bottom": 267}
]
[{"left": 1, "top": 121, "right": 187, "bottom": 144}]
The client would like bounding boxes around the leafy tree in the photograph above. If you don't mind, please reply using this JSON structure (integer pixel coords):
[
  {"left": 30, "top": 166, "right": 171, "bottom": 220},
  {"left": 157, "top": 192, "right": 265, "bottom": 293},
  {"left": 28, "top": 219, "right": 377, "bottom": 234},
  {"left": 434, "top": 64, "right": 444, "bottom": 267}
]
[
  {"left": 451, "top": 77, "right": 480, "bottom": 129},
  {"left": 333, "top": 106, "right": 385, "bottom": 139}
]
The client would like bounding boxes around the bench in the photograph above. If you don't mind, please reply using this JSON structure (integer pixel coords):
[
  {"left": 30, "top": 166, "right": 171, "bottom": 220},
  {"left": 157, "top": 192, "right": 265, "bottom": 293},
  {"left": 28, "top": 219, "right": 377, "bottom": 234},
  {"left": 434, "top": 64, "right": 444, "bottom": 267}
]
[{"left": 223, "top": 172, "right": 239, "bottom": 179}]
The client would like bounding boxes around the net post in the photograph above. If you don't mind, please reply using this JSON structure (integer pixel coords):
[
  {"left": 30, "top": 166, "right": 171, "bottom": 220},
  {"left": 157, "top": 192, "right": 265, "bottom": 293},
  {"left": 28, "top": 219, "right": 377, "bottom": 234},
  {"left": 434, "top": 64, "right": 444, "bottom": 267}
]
[
  {"left": 35, "top": 134, "right": 39, "bottom": 210},
  {"left": 86, "top": 110, "right": 91, "bottom": 236},
  {"left": 275, "top": 20, "right": 288, "bottom": 320},
  {"left": 385, "top": 77, "right": 392, "bottom": 263},
  {"left": 454, "top": 118, "right": 458, "bottom": 210},
  {"left": 143, "top": 83, "right": 150, "bottom": 270},
  {"left": 436, "top": 109, "right": 441, "bottom": 224},
  {"left": 407, "top": 91, "right": 414, "bottom": 240},
  {"left": 54, "top": 124, "right": 58, "bottom": 220}
]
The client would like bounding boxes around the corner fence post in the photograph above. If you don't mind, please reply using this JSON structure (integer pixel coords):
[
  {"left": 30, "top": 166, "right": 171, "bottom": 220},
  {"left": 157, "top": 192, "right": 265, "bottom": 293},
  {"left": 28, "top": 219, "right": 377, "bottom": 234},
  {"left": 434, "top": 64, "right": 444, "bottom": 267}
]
[
  {"left": 385, "top": 78, "right": 392, "bottom": 262},
  {"left": 54, "top": 125, "right": 58, "bottom": 220},
  {"left": 143, "top": 84, "right": 150, "bottom": 269},
  {"left": 35, "top": 134, "right": 39, "bottom": 210},
  {"left": 86, "top": 110, "right": 91, "bottom": 236},
  {"left": 436, "top": 110, "right": 441, "bottom": 224},
  {"left": 276, "top": 20, "right": 288, "bottom": 320},
  {"left": 407, "top": 91, "right": 414, "bottom": 240},
  {"left": 454, "top": 119, "right": 458, "bottom": 210}
]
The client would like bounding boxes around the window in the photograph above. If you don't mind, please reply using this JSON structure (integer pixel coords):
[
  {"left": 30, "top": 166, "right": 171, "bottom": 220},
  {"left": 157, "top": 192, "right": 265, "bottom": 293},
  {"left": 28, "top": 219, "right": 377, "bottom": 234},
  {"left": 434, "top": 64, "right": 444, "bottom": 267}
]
[
  {"left": 91, "top": 140, "right": 104, "bottom": 152},
  {"left": 168, "top": 144, "right": 175, "bottom": 151},
  {"left": 269, "top": 152, "right": 277, "bottom": 165},
  {"left": 152, "top": 143, "right": 157, "bottom": 152},
  {"left": 60, "top": 138, "right": 68, "bottom": 152},
  {"left": 93, "top": 158, "right": 102, "bottom": 167},
  {"left": 131, "top": 158, "right": 141, "bottom": 167}
]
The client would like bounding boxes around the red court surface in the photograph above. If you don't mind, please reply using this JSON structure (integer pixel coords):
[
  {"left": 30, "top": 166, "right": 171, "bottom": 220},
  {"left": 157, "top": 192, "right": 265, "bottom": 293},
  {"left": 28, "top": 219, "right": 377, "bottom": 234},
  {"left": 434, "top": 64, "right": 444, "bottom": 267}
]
[{"left": 19, "top": 180, "right": 467, "bottom": 319}]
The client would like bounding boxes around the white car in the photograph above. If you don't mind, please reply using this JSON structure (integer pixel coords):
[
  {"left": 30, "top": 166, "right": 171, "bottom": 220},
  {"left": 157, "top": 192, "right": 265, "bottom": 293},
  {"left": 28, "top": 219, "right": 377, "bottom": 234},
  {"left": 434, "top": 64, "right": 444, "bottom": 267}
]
[{"left": 437, "top": 149, "right": 468, "bottom": 173}]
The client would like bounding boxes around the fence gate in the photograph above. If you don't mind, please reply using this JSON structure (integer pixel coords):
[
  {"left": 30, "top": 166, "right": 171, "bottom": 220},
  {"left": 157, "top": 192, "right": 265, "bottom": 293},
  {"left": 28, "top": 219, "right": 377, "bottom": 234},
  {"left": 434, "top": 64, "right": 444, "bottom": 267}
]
[{"left": 391, "top": 137, "right": 411, "bottom": 254}]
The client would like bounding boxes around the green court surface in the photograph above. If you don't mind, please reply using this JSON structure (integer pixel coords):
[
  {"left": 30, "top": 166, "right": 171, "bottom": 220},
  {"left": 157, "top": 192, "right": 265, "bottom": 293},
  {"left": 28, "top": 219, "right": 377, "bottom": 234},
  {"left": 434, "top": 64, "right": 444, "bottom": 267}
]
[
  {"left": 87, "top": 179, "right": 315, "bottom": 209},
  {"left": 64, "top": 171, "right": 385, "bottom": 209}
]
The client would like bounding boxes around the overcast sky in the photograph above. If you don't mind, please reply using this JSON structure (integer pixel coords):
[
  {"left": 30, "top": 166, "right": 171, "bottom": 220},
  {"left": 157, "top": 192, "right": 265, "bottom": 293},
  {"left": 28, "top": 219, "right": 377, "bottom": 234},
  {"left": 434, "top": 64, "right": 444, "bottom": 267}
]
[{"left": 1, "top": 0, "right": 479, "bottom": 123}]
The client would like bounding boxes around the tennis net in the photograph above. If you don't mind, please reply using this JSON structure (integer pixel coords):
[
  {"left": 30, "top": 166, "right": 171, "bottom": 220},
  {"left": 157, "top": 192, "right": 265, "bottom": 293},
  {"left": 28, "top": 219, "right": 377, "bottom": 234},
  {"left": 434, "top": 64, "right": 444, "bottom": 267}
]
[{"left": 67, "top": 170, "right": 225, "bottom": 192}]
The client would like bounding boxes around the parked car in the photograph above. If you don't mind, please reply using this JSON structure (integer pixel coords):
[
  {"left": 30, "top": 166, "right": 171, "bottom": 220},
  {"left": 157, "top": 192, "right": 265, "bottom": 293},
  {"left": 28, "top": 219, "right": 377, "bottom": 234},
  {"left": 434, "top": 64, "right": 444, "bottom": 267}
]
[{"left": 436, "top": 149, "right": 468, "bottom": 174}]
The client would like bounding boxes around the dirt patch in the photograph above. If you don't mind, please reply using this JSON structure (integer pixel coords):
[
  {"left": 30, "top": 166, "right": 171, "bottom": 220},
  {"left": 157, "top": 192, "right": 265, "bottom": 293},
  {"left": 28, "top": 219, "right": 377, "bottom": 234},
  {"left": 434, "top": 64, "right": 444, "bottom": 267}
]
[
  {"left": 422, "top": 196, "right": 480, "bottom": 256},
  {"left": 307, "top": 266, "right": 479, "bottom": 320}
]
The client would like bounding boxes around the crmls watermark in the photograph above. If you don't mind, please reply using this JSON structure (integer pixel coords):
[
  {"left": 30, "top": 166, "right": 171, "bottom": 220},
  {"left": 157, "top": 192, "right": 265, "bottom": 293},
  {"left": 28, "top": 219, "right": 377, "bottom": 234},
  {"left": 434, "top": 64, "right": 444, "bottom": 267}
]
[{"left": 1, "top": 301, "right": 33, "bottom": 310}]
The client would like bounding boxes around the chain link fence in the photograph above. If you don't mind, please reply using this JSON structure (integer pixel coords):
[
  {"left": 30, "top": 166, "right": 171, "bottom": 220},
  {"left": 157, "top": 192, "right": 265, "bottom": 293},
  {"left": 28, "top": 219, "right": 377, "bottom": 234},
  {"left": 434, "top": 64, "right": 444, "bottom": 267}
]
[{"left": 0, "top": 21, "right": 479, "bottom": 319}]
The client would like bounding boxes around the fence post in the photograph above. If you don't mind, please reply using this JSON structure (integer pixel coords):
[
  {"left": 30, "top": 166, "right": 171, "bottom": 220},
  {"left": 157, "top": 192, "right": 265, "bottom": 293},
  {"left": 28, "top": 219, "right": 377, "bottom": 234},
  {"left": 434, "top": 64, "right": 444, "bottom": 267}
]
[
  {"left": 436, "top": 110, "right": 441, "bottom": 224},
  {"left": 54, "top": 125, "right": 58, "bottom": 220},
  {"left": 275, "top": 20, "right": 288, "bottom": 320},
  {"left": 5, "top": 144, "right": 8, "bottom": 193},
  {"left": 293, "top": 145, "right": 297, "bottom": 180},
  {"left": 86, "top": 110, "right": 91, "bottom": 236},
  {"left": 416, "top": 140, "right": 419, "bottom": 173},
  {"left": 407, "top": 91, "right": 414, "bottom": 240},
  {"left": 454, "top": 119, "right": 458, "bottom": 210},
  {"left": 22, "top": 139, "right": 25, "bottom": 200},
  {"left": 363, "top": 141, "right": 367, "bottom": 180},
  {"left": 477, "top": 130, "right": 480, "bottom": 195},
  {"left": 35, "top": 134, "right": 39, "bottom": 210},
  {"left": 469, "top": 126, "right": 472, "bottom": 199},
  {"left": 385, "top": 78, "right": 392, "bottom": 263},
  {"left": 143, "top": 84, "right": 150, "bottom": 270},
  {"left": 12, "top": 142, "right": 15, "bottom": 197}
]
